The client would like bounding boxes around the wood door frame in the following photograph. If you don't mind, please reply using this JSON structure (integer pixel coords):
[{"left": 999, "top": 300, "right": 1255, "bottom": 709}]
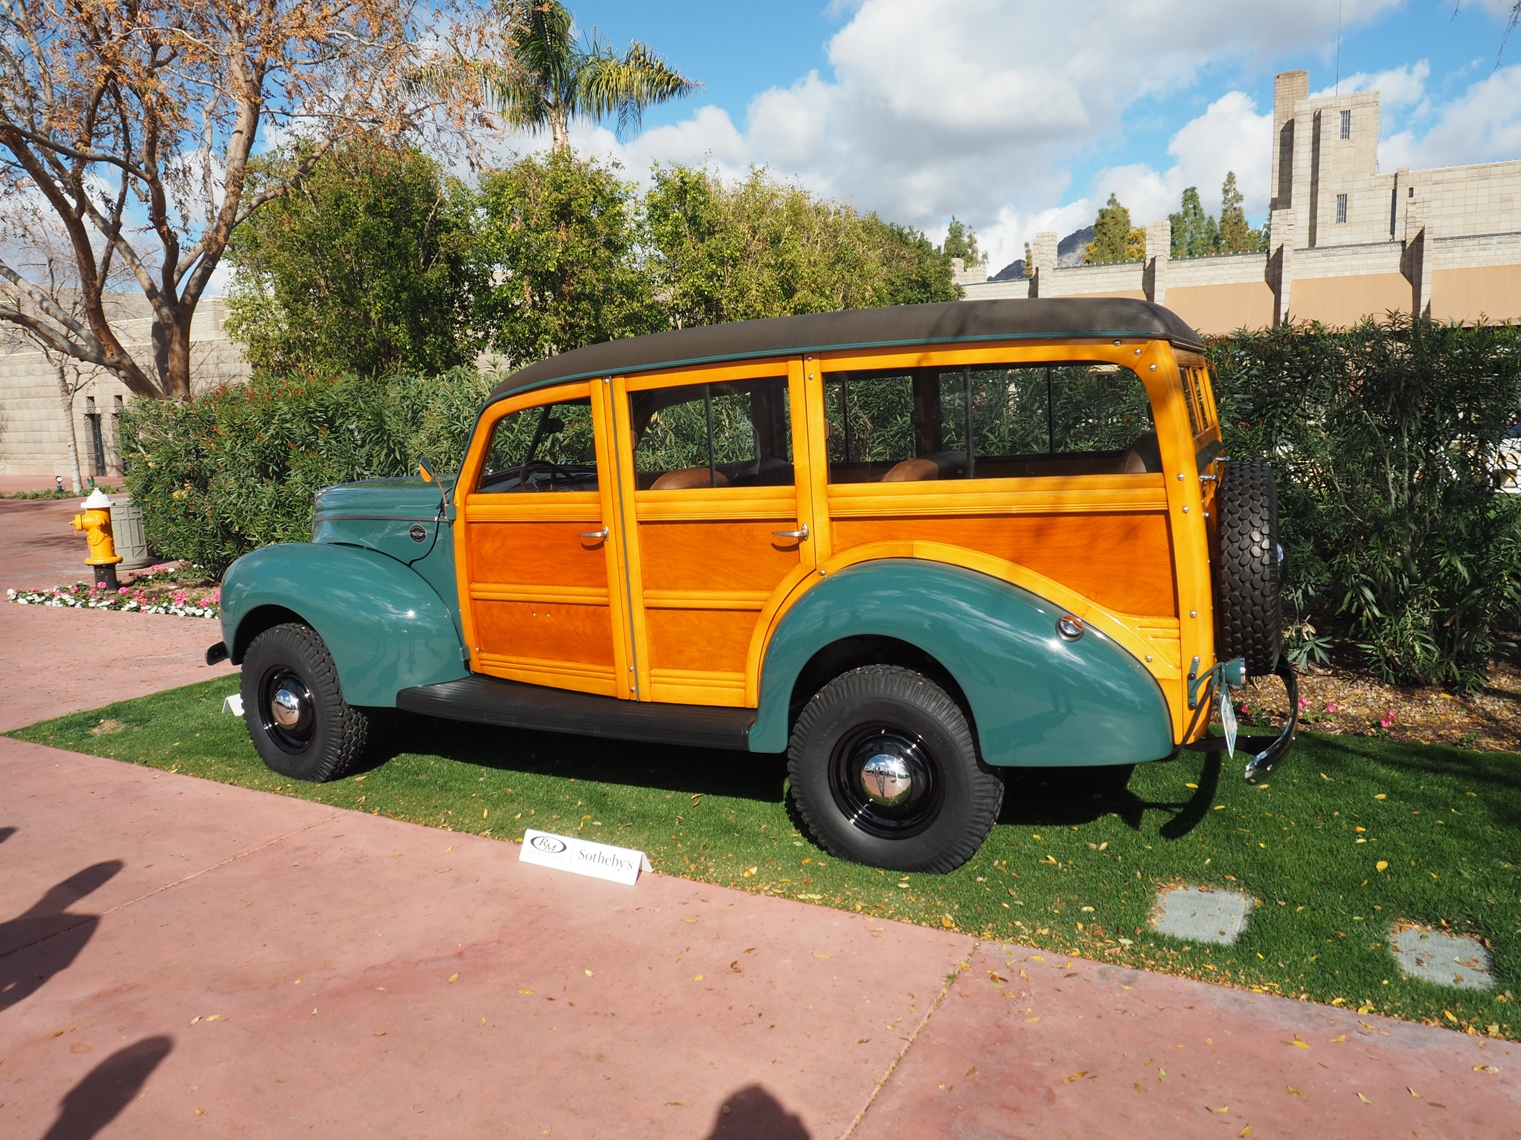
[
  {"left": 610, "top": 356, "right": 812, "bottom": 705},
  {"left": 455, "top": 379, "right": 636, "bottom": 698}
]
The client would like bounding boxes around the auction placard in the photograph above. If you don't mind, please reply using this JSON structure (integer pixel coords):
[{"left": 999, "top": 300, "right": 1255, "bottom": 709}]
[{"left": 519, "top": 829, "right": 653, "bottom": 886}]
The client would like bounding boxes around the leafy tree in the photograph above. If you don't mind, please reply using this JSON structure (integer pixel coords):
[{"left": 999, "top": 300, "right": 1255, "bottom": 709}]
[
  {"left": 477, "top": 150, "right": 661, "bottom": 363},
  {"left": 644, "top": 166, "right": 957, "bottom": 329},
  {"left": 412, "top": 0, "right": 697, "bottom": 154},
  {"left": 1217, "top": 171, "right": 1263, "bottom": 253},
  {"left": 226, "top": 141, "right": 482, "bottom": 377},
  {"left": 1084, "top": 194, "right": 1146, "bottom": 264},
  {"left": 942, "top": 216, "right": 987, "bottom": 267},
  {"left": 1168, "top": 187, "right": 1219, "bottom": 259},
  {"left": 0, "top": 0, "right": 429, "bottom": 401}
]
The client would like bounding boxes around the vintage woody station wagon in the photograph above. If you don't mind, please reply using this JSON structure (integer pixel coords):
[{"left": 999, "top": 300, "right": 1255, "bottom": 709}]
[{"left": 212, "top": 298, "right": 1296, "bottom": 872}]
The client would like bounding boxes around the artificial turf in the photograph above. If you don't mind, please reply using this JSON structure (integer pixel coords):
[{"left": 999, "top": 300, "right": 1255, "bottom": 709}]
[{"left": 11, "top": 676, "right": 1521, "bottom": 1039}]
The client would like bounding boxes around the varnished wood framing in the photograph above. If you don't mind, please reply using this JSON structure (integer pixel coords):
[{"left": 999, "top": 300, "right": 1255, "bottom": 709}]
[{"left": 456, "top": 339, "right": 1223, "bottom": 744}]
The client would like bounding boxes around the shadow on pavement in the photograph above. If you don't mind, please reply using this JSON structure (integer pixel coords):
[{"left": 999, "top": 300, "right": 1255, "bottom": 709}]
[
  {"left": 0, "top": 860, "right": 121, "bottom": 1012},
  {"left": 41, "top": 1035, "right": 173, "bottom": 1140},
  {"left": 702, "top": 1084, "right": 809, "bottom": 1139},
  {"left": 0, "top": 825, "right": 15, "bottom": 845}
]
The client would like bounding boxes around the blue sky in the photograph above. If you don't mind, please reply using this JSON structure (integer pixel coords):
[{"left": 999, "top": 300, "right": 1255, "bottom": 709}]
[{"left": 532, "top": 1, "right": 1521, "bottom": 272}]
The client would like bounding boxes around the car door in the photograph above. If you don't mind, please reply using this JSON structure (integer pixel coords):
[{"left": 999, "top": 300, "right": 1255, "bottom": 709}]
[
  {"left": 611, "top": 359, "right": 817, "bottom": 707},
  {"left": 456, "top": 380, "right": 634, "bottom": 698}
]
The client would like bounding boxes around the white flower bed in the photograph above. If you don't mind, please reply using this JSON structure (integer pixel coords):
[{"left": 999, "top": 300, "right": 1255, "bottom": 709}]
[{"left": 6, "top": 566, "right": 220, "bottom": 619}]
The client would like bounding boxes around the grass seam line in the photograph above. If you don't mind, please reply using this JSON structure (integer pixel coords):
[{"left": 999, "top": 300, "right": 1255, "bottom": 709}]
[{"left": 841, "top": 935, "right": 979, "bottom": 1139}]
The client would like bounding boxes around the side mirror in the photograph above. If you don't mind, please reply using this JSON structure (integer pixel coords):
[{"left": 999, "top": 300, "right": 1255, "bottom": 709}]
[
  {"left": 418, "top": 457, "right": 448, "bottom": 516},
  {"left": 542, "top": 416, "right": 565, "bottom": 435}
]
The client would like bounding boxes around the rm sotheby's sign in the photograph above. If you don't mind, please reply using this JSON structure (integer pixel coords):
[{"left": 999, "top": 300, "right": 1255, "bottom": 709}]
[{"left": 519, "top": 829, "right": 653, "bottom": 886}]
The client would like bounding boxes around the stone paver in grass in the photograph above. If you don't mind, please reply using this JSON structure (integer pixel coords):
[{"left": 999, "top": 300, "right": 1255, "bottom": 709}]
[
  {"left": 1151, "top": 885, "right": 1253, "bottom": 945},
  {"left": 1388, "top": 924, "right": 1496, "bottom": 991}
]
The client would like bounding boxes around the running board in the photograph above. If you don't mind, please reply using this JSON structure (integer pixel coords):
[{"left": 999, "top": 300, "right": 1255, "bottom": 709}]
[{"left": 396, "top": 674, "right": 755, "bottom": 752}]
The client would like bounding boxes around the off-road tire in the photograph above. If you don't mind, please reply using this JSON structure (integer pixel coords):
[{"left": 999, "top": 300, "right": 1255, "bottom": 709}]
[
  {"left": 787, "top": 665, "right": 1004, "bottom": 873},
  {"left": 1215, "top": 461, "right": 1283, "bottom": 677},
  {"left": 241, "top": 623, "right": 369, "bottom": 782}
]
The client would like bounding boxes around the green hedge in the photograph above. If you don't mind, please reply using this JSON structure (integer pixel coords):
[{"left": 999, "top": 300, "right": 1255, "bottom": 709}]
[
  {"left": 1208, "top": 315, "right": 1521, "bottom": 689},
  {"left": 119, "top": 368, "right": 491, "bottom": 575}
]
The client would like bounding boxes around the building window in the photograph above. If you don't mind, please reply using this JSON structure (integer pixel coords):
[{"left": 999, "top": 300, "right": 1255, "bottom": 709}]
[
  {"left": 1339, "top": 109, "right": 1351, "bottom": 140},
  {"left": 1336, "top": 193, "right": 1348, "bottom": 224}
]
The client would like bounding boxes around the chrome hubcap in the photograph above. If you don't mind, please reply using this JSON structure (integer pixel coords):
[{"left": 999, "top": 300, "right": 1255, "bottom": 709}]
[
  {"left": 271, "top": 685, "right": 305, "bottom": 728},
  {"left": 861, "top": 752, "right": 913, "bottom": 806}
]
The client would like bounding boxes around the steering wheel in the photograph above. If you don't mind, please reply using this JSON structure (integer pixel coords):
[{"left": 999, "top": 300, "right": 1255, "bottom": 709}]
[{"left": 517, "top": 458, "right": 576, "bottom": 489}]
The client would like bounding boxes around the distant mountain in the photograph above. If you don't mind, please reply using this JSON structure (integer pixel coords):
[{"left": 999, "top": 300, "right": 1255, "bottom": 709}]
[{"left": 988, "top": 225, "right": 1095, "bottom": 281}]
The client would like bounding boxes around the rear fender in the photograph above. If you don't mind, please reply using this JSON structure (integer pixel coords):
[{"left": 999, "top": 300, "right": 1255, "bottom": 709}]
[
  {"left": 750, "top": 560, "right": 1173, "bottom": 766},
  {"left": 221, "top": 543, "right": 467, "bottom": 707}
]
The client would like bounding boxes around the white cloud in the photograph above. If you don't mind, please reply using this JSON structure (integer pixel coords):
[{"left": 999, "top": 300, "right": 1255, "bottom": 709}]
[
  {"left": 1379, "top": 64, "right": 1521, "bottom": 171},
  {"left": 511, "top": 0, "right": 1409, "bottom": 269},
  {"left": 1312, "top": 61, "right": 1431, "bottom": 107}
]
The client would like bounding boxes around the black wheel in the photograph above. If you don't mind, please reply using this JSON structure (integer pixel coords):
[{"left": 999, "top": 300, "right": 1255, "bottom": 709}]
[
  {"left": 1216, "top": 461, "right": 1283, "bottom": 678},
  {"left": 787, "top": 665, "right": 1003, "bottom": 873},
  {"left": 241, "top": 623, "right": 369, "bottom": 782}
]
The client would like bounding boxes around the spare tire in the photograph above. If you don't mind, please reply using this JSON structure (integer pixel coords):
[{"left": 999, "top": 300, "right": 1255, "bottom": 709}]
[{"left": 1215, "top": 461, "right": 1283, "bottom": 677}]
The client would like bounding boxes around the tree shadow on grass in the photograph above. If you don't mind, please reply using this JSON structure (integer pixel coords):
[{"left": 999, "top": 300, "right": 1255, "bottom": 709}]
[
  {"left": 367, "top": 712, "right": 792, "bottom": 804},
  {"left": 0, "top": 860, "right": 121, "bottom": 1012},
  {"left": 41, "top": 1035, "right": 172, "bottom": 1140}
]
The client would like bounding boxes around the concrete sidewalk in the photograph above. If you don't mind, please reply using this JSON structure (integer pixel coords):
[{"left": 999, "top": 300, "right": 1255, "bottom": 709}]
[{"left": 1, "top": 532, "right": 1517, "bottom": 1136}]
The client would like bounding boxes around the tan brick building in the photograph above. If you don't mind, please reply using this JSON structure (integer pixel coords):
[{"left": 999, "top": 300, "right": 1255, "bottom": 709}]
[
  {"left": 966, "top": 69, "right": 1521, "bottom": 334},
  {"left": 0, "top": 296, "right": 248, "bottom": 484}
]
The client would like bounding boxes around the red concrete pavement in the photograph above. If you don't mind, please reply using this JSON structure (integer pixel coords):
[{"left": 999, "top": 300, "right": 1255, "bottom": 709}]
[
  {"left": 853, "top": 940, "right": 1519, "bottom": 1139},
  {"left": 0, "top": 736, "right": 971, "bottom": 1139},
  {"left": 0, "top": 496, "right": 96, "bottom": 591}
]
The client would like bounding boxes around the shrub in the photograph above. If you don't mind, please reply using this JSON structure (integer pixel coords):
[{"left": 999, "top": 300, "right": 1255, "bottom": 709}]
[
  {"left": 1208, "top": 315, "right": 1521, "bottom": 689},
  {"left": 119, "top": 368, "right": 493, "bottom": 575}
]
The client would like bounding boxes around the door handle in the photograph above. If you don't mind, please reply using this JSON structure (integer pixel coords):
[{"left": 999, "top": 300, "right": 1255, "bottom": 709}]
[
  {"left": 578, "top": 527, "right": 609, "bottom": 540},
  {"left": 772, "top": 524, "right": 809, "bottom": 540}
]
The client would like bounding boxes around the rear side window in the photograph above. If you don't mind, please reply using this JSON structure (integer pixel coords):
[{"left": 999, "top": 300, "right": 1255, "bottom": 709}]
[
  {"left": 825, "top": 363, "right": 1154, "bottom": 483},
  {"left": 477, "top": 399, "right": 597, "bottom": 492},
  {"left": 628, "top": 377, "right": 792, "bottom": 490}
]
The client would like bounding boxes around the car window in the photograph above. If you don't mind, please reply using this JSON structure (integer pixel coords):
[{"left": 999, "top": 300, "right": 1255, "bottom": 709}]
[
  {"left": 476, "top": 398, "right": 598, "bottom": 493},
  {"left": 825, "top": 362, "right": 1154, "bottom": 482},
  {"left": 629, "top": 377, "right": 793, "bottom": 489}
]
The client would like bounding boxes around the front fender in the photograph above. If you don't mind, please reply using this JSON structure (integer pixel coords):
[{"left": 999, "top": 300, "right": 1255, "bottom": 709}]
[
  {"left": 221, "top": 543, "right": 467, "bottom": 707},
  {"left": 750, "top": 559, "right": 1173, "bottom": 766}
]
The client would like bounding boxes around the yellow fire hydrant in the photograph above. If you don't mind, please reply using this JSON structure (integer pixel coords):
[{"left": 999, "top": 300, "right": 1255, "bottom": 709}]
[{"left": 72, "top": 487, "right": 123, "bottom": 590}]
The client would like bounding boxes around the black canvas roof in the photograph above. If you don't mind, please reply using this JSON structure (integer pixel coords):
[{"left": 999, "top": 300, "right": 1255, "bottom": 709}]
[{"left": 488, "top": 297, "right": 1204, "bottom": 403}]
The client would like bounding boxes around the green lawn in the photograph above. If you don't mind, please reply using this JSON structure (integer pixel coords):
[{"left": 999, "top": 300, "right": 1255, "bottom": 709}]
[{"left": 11, "top": 677, "right": 1521, "bottom": 1039}]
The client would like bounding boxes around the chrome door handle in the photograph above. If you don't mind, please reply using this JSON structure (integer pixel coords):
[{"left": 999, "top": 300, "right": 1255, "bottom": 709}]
[
  {"left": 772, "top": 524, "right": 809, "bottom": 540},
  {"left": 578, "top": 527, "right": 609, "bottom": 540}
]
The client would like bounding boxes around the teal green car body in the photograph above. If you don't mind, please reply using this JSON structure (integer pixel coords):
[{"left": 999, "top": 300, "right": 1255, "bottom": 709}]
[
  {"left": 223, "top": 480, "right": 1172, "bottom": 763},
  {"left": 749, "top": 560, "right": 1174, "bottom": 765},
  {"left": 220, "top": 477, "right": 467, "bottom": 707}
]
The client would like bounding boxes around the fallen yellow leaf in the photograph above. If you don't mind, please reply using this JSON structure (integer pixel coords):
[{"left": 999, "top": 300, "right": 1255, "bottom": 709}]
[
  {"left": 1374, "top": 793, "right": 1387, "bottom": 800},
  {"left": 941, "top": 916, "right": 955, "bottom": 929},
  {"left": 1062, "top": 1071, "right": 1090, "bottom": 1083},
  {"left": 814, "top": 952, "right": 832, "bottom": 959},
  {"left": 1185, "top": 782, "right": 1198, "bottom": 789},
  {"left": 1031, "top": 955, "right": 1045, "bottom": 962},
  {"left": 1408, "top": 1088, "right": 1422, "bottom": 1098},
  {"left": 1445, "top": 1010, "right": 1459, "bottom": 1023},
  {"left": 517, "top": 989, "right": 534, "bottom": 995},
  {"left": 966, "top": 1065, "right": 977, "bottom": 1076},
  {"left": 204, "top": 1014, "right": 225, "bottom": 1022},
  {"left": 742, "top": 867, "right": 757, "bottom": 877},
  {"left": 1330, "top": 1034, "right": 1346, "bottom": 1043},
  {"left": 448, "top": 973, "right": 459, "bottom": 984},
  {"left": 584, "top": 969, "right": 593, "bottom": 977},
  {"left": 1239, "top": 1127, "right": 1252, "bottom": 1138},
  {"left": 1475, "top": 1065, "right": 1499, "bottom": 1074},
  {"left": 1375, "top": 861, "right": 1389, "bottom": 872},
  {"left": 188, "top": 1016, "right": 200, "bottom": 1026},
  {"left": 374, "top": 1030, "right": 386, "bottom": 1037},
  {"left": 1025, "top": 1016, "right": 1040, "bottom": 1023},
  {"left": 1208, "top": 1105, "right": 1229, "bottom": 1114},
  {"left": 693, "top": 975, "right": 704, "bottom": 981},
  {"left": 1357, "top": 1092, "right": 1372, "bottom": 1104},
  {"left": 1286, "top": 1087, "right": 1304, "bottom": 1095}
]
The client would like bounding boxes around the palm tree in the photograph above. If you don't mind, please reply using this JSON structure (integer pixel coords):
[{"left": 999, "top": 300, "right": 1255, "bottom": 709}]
[{"left": 415, "top": 0, "right": 699, "bottom": 154}]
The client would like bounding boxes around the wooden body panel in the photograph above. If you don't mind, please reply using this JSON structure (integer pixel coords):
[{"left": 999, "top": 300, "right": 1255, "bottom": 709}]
[
  {"left": 828, "top": 511, "right": 1177, "bottom": 618},
  {"left": 447, "top": 341, "right": 1224, "bottom": 742}
]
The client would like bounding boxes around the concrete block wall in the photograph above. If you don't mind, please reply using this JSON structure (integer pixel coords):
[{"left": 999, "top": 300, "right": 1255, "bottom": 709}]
[{"left": 0, "top": 297, "right": 249, "bottom": 480}]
